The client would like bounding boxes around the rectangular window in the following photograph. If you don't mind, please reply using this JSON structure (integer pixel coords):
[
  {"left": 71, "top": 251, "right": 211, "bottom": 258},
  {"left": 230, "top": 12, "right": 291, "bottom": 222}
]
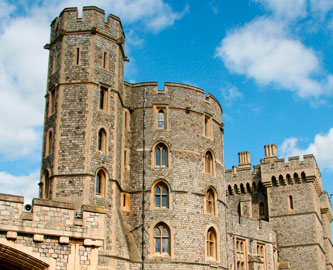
[
  {"left": 155, "top": 105, "right": 168, "bottom": 129},
  {"left": 75, "top": 47, "right": 80, "bottom": 65},
  {"left": 204, "top": 115, "right": 212, "bottom": 138},
  {"left": 49, "top": 89, "right": 55, "bottom": 115},
  {"left": 236, "top": 239, "right": 246, "bottom": 270},
  {"left": 124, "top": 149, "right": 130, "bottom": 169},
  {"left": 121, "top": 193, "right": 130, "bottom": 211},
  {"left": 99, "top": 87, "right": 108, "bottom": 111},
  {"left": 52, "top": 54, "right": 57, "bottom": 73},
  {"left": 257, "top": 243, "right": 266, "bottom": 268},
  {"left": 103, "top": 51, "right": 108, "bottom": 69}
]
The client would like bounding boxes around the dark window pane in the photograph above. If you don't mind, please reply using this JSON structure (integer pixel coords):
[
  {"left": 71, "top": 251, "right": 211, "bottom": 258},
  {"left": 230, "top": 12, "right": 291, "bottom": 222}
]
[
  {"left": 162, "top": 187, "right": 167, "bottom": 194},
  {"left": 162, "top": 195, "right": 167, "bottom": 207},
  {"left": 156, "top": 148, "right": 161, "bottom": 166},
  {"left": 154, "top": 238, "right": 161, "bottom": 253},
  {"left": 155, "top": 196, "right": 160, "bottom": 207},
  {"left": 154, "top": 227, "right": 161, "bottom": 237},
  {"left": 162, "top": 238, "right": 169, "bottom": 253},
  {"left": 162, "top": 228, "right": 169, "bottom": 237},
  {"left": 162, "top": 149, "right": 167, "bottom": 166}
]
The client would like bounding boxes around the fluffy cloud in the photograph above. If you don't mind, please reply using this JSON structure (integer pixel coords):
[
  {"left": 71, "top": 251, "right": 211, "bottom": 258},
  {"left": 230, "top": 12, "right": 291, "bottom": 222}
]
[
  {"left": 0, "top": 171, "right": 39, "bottom": 204},
  {"left": 310, "top": 0, "right": 333, "bottom": 18},
  {"left": 216, "top": 18, "right": 326, "bottom": 98},
  {"left": 254, "top": 0, "right": 307, "bottom": 20},
  {"left": 279, "top": 128, "right": 333, "bottom": 170},
  {"left": 222, "top": 86, "right": 243, "bottom": 105},
  {"left": 0, "top": 0, "right": 185, "bottom": 159}
]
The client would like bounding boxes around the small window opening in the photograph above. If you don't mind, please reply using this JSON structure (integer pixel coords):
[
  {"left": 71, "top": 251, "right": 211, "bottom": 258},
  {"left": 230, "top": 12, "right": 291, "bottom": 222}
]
[
  {"left": 49, "top": 90, "right": 55, "bottom": 115},
  {"left": 103, "top": 51, "right": 108, "bottom": 69},
  {"left": 99, "top": 87, "right": 107, "bottom": 110},
  {"left": 155, "top": 143, "right": 168, "bottom": 167},
  {"left": 98, "top": 129, "right": 107, "bottom": 152},
  {"left": 155, "top": 182, "right": 169, "bottom": 208},
  {"left": 76, "top": 48, "right": 80, "bottom": 65},
  {"left": 289, "top": 195, "right": 294, "bottom": 209},
  {"left": 158, "top": 110, "right": 165, "bottom": 129}
]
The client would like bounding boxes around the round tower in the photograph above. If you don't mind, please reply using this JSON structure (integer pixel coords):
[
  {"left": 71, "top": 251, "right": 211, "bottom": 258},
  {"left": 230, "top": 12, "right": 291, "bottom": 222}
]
[{"left": 123, "top": 82, "right": 227, "bottom": 268}]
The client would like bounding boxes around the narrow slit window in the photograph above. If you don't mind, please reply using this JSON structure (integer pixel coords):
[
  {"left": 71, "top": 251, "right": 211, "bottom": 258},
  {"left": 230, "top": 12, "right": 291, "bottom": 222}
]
[
  {"left": 103, "top": 51, "right": 108, "bottom": 69},
  {"left": 50, "top": 90, "right": 55, "bottom": 114},
  {"left": 289, "top": 195, "right": 294, "bottom": 209},
  {"left": 96, "top": 170, "right": 106, "bottom": 196},
  {"left": 98, "top": 129, "right": 107, "bottom": 152},
  {"left": 207, "top": 227, "right": 217, "bottom": 259},
  {"left": 76, "top": 47, "right": 80, "bottom": 65},
  {"left": 99, "top": 87, "right": 107, "bottom": 110},
  {"left": 155, "top": 143, "right": 168, "bottom": 167}
]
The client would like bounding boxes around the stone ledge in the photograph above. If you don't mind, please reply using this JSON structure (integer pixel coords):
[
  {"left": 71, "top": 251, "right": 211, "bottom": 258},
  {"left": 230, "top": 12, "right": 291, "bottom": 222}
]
[
  {"left": 0, "top": 193, "right": 24, "bottom": 203},
  {"left": 82, "top": 204, "right": 106, "bottom": 214},
  {"left": 33, "top": 198, "right": 74, "bottom": 210}
]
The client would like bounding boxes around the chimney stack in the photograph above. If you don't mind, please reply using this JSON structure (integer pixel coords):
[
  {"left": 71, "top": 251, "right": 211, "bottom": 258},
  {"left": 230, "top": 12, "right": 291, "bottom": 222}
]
[
  {"left": 238, "top": 151, "right": 251, "bottom": 169},
  {"left": 264, "top": 144, "right": 277, "bottom": 158}
]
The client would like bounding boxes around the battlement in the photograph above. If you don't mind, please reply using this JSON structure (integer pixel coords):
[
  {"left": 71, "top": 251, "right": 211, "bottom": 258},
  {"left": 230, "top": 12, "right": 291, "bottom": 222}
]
[
  {"left": 0, "top": 193, "right": 105, "bottom": 246},
  {"left": 127, "top": 81, "right": 223, "bottom": 122},
  {"left": 226, "top": 145, "right": 323, "bottom": 195},
  {"left": 50, "top": 6, "right": 124, "bottom": 44}
]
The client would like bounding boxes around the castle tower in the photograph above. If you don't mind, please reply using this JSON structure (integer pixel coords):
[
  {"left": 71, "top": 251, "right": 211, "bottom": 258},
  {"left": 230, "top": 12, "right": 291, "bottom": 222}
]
[
  {"left": 261, "top": 145, "right": 333, "bottom": 270},
  {"left": 40, "top": 6, "right": 127, "bottom": 209},
  {"left": 122, "top": 82, "right": 227, "bottom": 268}
]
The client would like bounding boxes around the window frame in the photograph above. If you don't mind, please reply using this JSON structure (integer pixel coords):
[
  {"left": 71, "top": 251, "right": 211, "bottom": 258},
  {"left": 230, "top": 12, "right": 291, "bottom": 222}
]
[
  {"left": 206, "top": 188, "right": 216, "bottom": 215},
  {"left": 154, "top": 182, "right": 169, "bottom": 208},
  {"left": 154, "top": 143, "right": 168, "bottom": 167},
  {"left": 206, "top": 227, "right": 217, "bottom": 260},
  {"left": 96, "top": 169, "right": 106, "bottom": 197},
  {"left": 97, "top": 128, "right": 107, "bottom": 153},
  {"left": 153, "top": 223, "right": 170, "bottom": 255},
  {"left": 205, "top": 151, "right": 214, "bottom": 176},
  {"left": 154, "top": 105, "right": 168, "bottom": 130}
]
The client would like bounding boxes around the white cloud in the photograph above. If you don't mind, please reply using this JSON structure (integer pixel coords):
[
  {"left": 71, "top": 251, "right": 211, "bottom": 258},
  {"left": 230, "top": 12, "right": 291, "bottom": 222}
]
[
  {"left": 254, "top": 0, "right": 307, "bottom": 20},
  {"left": 216, "top": 17, "right": 326, "bottom": 98},
  {"left": 310, "top": 0, "right": 333, "bottom": 18},
  {"left": 0, "top": 0, "right": 185, "bottom": 159},
  {"left": 222, "top": 86, "right": 243, "bottom": 104},
  {"left": 279, "top": 128, "right": 333, "bottom": 170},
  {"left": 0, "top": 171, "right": 39, "bottom": 204}
]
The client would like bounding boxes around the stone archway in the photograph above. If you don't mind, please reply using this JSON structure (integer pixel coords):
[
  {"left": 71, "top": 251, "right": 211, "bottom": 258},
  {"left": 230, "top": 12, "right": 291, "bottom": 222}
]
[{"left": 0, "top": 243, "right": 49, "bottom": 270}]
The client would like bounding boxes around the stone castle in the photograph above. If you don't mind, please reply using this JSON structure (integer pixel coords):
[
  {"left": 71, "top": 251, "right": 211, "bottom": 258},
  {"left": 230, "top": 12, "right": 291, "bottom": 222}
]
[{"left": 0, "top": 6, "right": 332, "bottom": 270}]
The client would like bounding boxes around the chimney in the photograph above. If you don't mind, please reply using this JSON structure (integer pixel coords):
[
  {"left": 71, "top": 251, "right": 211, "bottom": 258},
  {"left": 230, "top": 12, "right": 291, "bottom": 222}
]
[
  {"left": 264, "top": 144, "right": 277, "bottom": 158},
  {"left": 238, "top": 151, "right": 251, "bottom": 169}
]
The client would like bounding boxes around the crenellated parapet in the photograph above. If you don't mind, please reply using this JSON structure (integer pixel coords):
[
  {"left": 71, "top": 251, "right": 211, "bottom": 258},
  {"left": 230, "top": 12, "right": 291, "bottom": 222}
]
[
  {"left": 0, "top": 193, "right": 105, "bottom": 246},
  {"left": 260, "top": 152, "right": 322, "bottom": 195},
  {"left": 126, "top": 82, "right": 223, "bottom": 123},
  {"left": 49, "top": 6, "right": 124, "bottom": 45}
]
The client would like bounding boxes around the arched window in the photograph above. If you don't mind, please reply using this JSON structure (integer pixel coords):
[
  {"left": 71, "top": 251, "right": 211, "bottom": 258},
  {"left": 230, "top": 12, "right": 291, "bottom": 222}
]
[
  {"left": 98, "top": 129, "right": 107, "bottom": 152},
  {"left": 252, "top": 182, "right": 257, "bottom": 192},
  {"left": 44, "top": 171, "right": 51, "bottom": 199},
  {"left": 154, "top": 182, "right": 168, "bottom": 208},
  {"left": 158, "top": 110, "right": 165, "bottom": 129},
  {"left": 279, "top": 175, "right": 284, "bottom": 186},
  {"left": 207, "top": 227, "right": 217, "bottom": 259},
  {"left": 286, "top": 174, "right": 292, "bottom": 185},
  {"left": 246, "top": 183, "right": 251, "bottom": 193},
  {"left": 240, "top": 183, "right": 246, "bottom": 194},
  {"left": 206, "top": 189, "right": 215, "bottom": 215},
  {"left": 234, "top": 184, "right": 239, "bottom": 194},
  {"left": 205, "top": 151, "right": 214, "bottom": 175},
  {"left": 294, "top": 173, "right": 300, "bottom": 184},
  {"left": 228, "top": 185, "right": 233, "bottom": 196},
  {"left": 155, "top": 143, "right": 168, "bottom": 167},
  {"left": 154, "top": 223, "right": 170, "bottom": 254},
  {"left": 289, "top": 195, "right": 294, "bottom": 209},
  {"left": 45, "top": 130, "right": 53, "bottom": 156},
  {"left": 301, "top": 172, "right": 306, "bottom": 182},
  {"left": 99, "top": 87, "right": 107, "bottom": 110},
  {"left": 272, "top": 176, "right": 278, "bottom": 187},
  {"left": 259, "top": 201, "right": 265, "bottom": 218},
  {"left": 96, "top": 170, "right": 106, "bottom": 196}
]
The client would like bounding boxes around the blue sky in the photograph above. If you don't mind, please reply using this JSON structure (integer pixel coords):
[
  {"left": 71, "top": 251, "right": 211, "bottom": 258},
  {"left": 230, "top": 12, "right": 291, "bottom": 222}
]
[{"left": 0, "top": 0, "right": 333, "bottom": 203}]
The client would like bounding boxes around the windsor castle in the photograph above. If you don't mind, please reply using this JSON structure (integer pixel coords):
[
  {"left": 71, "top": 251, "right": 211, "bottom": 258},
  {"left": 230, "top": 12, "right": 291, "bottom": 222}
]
[{"left": 0, "top": 6, "right": 332, "bottom": 270}]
